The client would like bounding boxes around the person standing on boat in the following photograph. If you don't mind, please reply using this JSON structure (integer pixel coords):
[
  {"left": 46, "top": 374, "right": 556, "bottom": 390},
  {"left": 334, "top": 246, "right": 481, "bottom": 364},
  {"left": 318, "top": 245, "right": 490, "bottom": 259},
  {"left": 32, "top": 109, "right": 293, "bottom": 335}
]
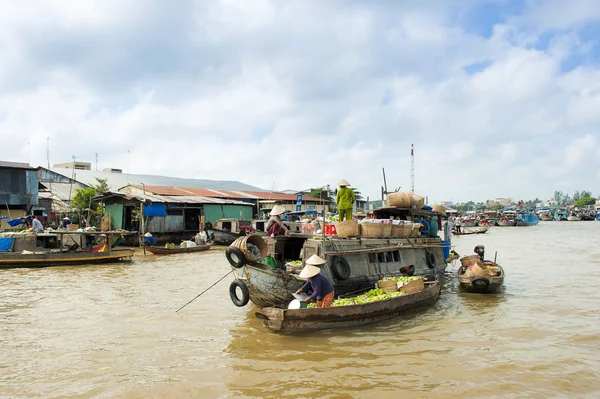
[
  {"left": 31, "top": 215, "right": 44, "bottom": 233},
  {"left": 296, "top": 254, "right": 335, "bottom": 308},
  {"left": 266, "top": 205, "right": 289, "bottom": 237},
  {"left": 455, "top": 217, "right": 462, "bottom": 234},
  {"left": 336, "top": 179, "right": 355, "bottom": 222}
]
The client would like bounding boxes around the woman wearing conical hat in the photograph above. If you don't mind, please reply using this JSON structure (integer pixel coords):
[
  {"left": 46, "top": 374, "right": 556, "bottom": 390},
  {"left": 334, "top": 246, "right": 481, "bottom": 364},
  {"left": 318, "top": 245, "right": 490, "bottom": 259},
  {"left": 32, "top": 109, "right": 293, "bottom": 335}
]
[
  {"left": 336, "top": 179, "right": 356, "bottom": 222},
  {"left": 265, "top": 205, "right": 289, "bottom": 237},
  {"left": 295, "top": 254, "right": 335, "bottom": 308}
]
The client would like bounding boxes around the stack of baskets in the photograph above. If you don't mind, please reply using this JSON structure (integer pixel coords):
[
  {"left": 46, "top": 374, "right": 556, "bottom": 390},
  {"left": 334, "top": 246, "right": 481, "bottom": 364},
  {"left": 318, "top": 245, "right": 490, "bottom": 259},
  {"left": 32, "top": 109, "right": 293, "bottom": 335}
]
[
  {"left": 391, "top": 222, "right": 413, "bottom": 237},
  {"left": 361, "top": 223, "right": 383, "bottom": 237},
  {"left": 460, "top": 255, "right": 486, "bottom": 277}
]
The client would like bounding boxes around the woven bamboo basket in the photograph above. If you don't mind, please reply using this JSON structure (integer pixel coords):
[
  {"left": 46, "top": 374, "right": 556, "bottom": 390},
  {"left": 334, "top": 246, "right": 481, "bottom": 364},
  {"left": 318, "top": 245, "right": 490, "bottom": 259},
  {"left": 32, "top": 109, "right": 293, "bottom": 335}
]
[
  {"left": 360, "top": 223, "right": 383, "bottom": 237},
  {"left": 410, "top": 223, "right": 422, "bottom": 237},
  {"left": 399, "top": 278, "right": 424, "bottom": 294},
  {"left": 335, "top": 220, "right": 360, "bottom": 238},
  {"left": 386, "top": 192, "right": 414, "bottom": 208},
  {"left": 432, "top": 205, "right": 447, "bottom": 216},
  {"left": 460, "top": 255, "right": 482, "bottom": 268},
  {"left": 377, "top": 279, "right": 398, "bottom": 293},
  {"left": 381, "top": 223, "right": 392, "bottom": 237},
  {"left": 230, "top": 235, "right": 268, "bottom": 262},
  {"left": 464, "top": 263, "right": 486, "bottom": 277},
  {"left": 391, "top": 224, "right": 404, "bottom": 237},
  {"left": 412, "top": 194, "right": 425, "bottom": 208}
]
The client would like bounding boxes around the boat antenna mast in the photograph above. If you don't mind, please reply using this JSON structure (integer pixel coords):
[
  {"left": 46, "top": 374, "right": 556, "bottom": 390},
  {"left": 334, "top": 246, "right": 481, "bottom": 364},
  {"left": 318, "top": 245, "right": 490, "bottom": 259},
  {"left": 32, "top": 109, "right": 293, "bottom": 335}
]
[
  {"left": 381, "top": 167, "right": 389, "bottom": 201},
  {"left": 411, "top": 144, "right": 415, "bottom": 193}
]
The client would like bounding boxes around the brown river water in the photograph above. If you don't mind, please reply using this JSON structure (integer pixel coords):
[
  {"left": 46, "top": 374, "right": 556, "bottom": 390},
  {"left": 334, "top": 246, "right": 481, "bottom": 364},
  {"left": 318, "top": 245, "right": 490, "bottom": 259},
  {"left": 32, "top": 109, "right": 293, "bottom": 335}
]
[{"left": 1, "top": 222, "right": 599, "bottom": 399}]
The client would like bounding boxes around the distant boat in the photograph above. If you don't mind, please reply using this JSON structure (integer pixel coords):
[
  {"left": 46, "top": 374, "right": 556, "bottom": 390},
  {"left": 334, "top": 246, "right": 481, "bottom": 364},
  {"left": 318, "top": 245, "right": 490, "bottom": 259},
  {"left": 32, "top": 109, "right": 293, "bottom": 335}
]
[
  {"left": 515, "top": 212, "right": 540, "bottom": 226},
  {"left": 454, "top": 226, "right": 489, "bottom": 235},
  {"left": 144, "top": 242, "right": 213, "bottom": 255},
  {"left": 567, "top": 212, "right": 582, "bottom": 221}
]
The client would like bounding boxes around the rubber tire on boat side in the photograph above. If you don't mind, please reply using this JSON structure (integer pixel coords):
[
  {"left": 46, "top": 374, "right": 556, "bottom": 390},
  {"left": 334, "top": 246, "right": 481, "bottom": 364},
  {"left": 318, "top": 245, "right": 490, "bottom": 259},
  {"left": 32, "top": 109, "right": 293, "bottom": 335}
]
[
  {"left": 426, "top": 252, "right": 436, "bottom": 269},
  {"left": 331, "top": 256, "right": 351, "bottom": 280},
  {"left": 471, "top": 277, "right": 490, "bottom": 290},
  {"left": 225, "top": 247, "right": 246, "bottom": 268},
  {"left": 229, "top": 280, "right": 250, "bottom": 307}
]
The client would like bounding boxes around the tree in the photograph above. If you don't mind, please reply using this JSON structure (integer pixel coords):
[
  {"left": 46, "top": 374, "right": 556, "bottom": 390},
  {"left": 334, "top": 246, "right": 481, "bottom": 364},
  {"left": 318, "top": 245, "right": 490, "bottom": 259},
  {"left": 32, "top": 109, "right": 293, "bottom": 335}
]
[
  {"left": 351, "top": 188, "right": 363, "bottom": 201},
  {"left": 574, "top": 196, "right": 596, "bottom": 208},
  {"left": 71, "top": 178, "right": 111, "bottom": 224},
  {"left": 573, "top": 191, "right": 580, "bottom": 202},
  {"left": 309, "top": 188, "right": 332, "bottom": 200}
]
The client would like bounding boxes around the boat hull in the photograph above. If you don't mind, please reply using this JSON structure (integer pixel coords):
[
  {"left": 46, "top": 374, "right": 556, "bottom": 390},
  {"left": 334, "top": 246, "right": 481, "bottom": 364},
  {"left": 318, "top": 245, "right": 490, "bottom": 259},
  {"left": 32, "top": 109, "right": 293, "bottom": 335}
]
[
  {"left": 231, "top": 235, "right": 447, "bottom": 308},
  {"left": 145, "top": 243, "right": 213, "bottom": 255},
  {"left": 206, "top": 228, "right": 245, "bottom": 245},
  {"left": 0, "top": 249, "right": 134, "bottom": 269},
  {"left": 255, "top": 281, "right": 440, "bottom": 333},
  {"left": 454, "top": 226, "right": 489, "bottom": 235},
  {"left": 457, "top": 264, "right": 504, "bottom": 293}
]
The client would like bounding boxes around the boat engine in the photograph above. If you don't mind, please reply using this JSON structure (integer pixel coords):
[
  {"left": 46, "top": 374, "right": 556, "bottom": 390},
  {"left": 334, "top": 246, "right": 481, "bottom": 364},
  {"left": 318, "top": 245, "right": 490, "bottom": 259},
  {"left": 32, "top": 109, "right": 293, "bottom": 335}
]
[{"left": 474, "top": 245, "right": 485, "bottom": 261}]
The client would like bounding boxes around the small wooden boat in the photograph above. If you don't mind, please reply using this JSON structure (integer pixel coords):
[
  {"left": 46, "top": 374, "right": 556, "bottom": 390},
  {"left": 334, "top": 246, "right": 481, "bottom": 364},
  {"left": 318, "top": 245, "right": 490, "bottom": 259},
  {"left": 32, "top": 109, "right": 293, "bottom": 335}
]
[
  {"left": 457, "top": 261, "right": 504, "bottom": 293},
  {"left": 254, "top": 280, "right": 440, "bottom": 333},
  {"left": 145, "top": 242, "right": 213, "bottom": 255},
  {"left": 453, "top": 226, "right": 489, "bottom": 235}
]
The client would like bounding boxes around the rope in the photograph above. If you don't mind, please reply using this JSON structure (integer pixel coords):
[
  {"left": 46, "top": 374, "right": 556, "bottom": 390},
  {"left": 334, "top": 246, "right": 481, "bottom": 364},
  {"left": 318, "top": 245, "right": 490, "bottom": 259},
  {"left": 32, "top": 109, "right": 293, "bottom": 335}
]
[{"left": 175, "top": 270, "right": 233, "bottom": 313}]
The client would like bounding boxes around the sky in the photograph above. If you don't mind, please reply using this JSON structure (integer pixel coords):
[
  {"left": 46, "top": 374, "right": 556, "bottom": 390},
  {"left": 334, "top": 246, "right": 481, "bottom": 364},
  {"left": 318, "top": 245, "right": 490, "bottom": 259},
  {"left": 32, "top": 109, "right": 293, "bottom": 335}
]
[{"left": 1, "top": 0, "right": 600, "bottom": 204}]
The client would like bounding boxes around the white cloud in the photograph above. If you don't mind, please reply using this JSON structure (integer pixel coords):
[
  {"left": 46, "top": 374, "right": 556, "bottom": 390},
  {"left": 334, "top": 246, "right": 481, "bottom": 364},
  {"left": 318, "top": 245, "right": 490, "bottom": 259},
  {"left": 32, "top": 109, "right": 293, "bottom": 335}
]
[{"left": 1, "top": 0, "right": 600, "bottom": 203}]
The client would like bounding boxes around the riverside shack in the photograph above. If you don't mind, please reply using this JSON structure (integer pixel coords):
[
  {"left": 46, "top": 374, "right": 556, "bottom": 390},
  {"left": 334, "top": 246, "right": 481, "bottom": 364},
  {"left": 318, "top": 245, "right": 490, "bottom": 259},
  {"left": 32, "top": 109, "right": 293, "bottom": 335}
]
[{"left": 94, "top": 191, "right": 253, "bottom": 244}]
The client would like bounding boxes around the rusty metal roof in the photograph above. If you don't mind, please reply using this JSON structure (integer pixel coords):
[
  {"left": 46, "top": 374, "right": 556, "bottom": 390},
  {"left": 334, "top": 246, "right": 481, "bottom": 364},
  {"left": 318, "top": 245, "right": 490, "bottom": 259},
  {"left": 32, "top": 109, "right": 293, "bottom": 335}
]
[
  {"left": 96, "top": 192, "right": 252, "bottom": 206},
  {"left": 135, "top": 185, "right": 323, "bottom": 202}
]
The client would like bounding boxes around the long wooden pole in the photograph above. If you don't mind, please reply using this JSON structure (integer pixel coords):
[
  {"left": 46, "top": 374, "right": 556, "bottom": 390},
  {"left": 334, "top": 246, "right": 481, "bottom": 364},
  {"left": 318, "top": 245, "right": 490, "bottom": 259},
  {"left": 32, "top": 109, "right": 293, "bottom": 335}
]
[{"left": 176, "top": 270, "right": 233, "bottom": 313}]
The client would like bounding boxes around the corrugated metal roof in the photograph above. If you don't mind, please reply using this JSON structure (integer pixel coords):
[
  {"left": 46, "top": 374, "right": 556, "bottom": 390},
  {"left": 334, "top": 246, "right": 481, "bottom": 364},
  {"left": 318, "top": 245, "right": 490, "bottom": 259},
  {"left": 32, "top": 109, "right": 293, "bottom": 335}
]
[
  {"left": 0, "top": 161, "right": 37, "bottom": 170},
  {"left": 45, "top": 167, "right": 267, "bottom": 192},
  {"left": 136, "top": 185, "right": 322, "bottom": 202},
  {"left": 39, "top": 182, "right": 86, "bottom": 201},
  {"left": 97, "top": 192, "right": 251, "bottom": 206}
]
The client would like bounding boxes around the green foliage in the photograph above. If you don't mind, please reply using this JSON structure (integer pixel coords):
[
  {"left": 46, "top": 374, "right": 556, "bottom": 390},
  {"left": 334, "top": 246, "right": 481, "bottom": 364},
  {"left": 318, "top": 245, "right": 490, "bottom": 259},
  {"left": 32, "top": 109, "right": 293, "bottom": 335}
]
[
  {"left": 309, "top": 188, "right": 331, "bottom": 200},
  {"left": 574, "top": 195, "right": 596, "bottom": 208},
  {"left": 71, "top": 178, "right": 111, "bottom": 220}
]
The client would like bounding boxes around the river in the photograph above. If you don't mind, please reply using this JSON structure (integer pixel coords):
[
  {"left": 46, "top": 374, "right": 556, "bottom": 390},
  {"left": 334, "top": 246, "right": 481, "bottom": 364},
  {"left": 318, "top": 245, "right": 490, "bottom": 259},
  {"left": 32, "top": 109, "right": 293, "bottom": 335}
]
[{"left": 1, "top": 222, "right": 599, "bottom": 399}]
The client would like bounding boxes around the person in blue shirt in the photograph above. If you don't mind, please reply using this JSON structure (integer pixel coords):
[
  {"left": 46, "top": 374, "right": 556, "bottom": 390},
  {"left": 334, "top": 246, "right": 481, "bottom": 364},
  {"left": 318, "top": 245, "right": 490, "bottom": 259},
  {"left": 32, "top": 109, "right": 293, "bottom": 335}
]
[
  {"left": 143, "top": 232, "right": 157, "bottom": 246},
  {"left": 61, "top": 217, "right": 72, "bottom": 229},
  {"left": 31, "top": 215, "right": 44, "bottom": 233},
  {"left": 295, "top": 254, "right": 335, "bottom": 308}
]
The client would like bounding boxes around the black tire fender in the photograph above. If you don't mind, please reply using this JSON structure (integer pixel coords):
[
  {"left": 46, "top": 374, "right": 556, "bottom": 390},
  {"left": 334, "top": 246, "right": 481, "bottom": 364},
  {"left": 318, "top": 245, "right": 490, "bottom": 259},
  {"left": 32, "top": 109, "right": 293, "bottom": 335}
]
[
  {"left": 471, "top": 277, "right": 490, "bottom": 289},
  {"left": 229, "top": 279, "right": 250, "bottom": 307},
  {"left": 331, "top": 256, "right": 351, "bottom": 280},
  {"left": 426, "top": 252, "right": 436, "bottom": 269},
  {"left": 225, "top": 246, "right": 246, "bottom": 268}
]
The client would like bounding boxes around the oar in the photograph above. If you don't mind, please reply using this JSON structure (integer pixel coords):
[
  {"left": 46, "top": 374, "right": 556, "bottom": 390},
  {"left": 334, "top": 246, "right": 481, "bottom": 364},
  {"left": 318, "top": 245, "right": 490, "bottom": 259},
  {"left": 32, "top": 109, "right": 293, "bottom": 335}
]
[{"left": 175, "top": 270, "right": 233, "bottom": 313}]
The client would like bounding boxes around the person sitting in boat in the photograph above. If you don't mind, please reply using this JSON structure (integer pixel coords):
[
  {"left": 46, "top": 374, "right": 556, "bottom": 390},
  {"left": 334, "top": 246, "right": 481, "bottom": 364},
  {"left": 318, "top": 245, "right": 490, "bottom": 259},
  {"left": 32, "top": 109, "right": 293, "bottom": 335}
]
[
  {"left": 266, "top": 205, "right": 289, "bottom": 237},
  {"left": 20, "top": 215, "right": 33, "bottom": 229},
  {"left": 143, "top": 232, "right": 157, "bottom": 246},
  {"left": 61, "top": 217, "right": 71, "bottom": 229},
  {"left": 31, "top": 215, "right": 44, "bottom": 233},
  {"left": 336, "top": 179, "right": 355, "bottom": 222},
  {"left": 295, "top": 254, "right": 335, "bottom": 308}
]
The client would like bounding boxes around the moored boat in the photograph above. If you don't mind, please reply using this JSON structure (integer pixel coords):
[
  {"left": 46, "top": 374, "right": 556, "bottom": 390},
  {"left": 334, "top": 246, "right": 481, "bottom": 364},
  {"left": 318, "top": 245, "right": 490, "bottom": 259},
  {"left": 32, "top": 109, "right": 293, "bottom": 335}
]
[
  {"left": 254, "top": 279, "right": 440, "bottom": 333},
  {"left": 144, "top": 242, "right": 213, "bottom": 255},
  {"left": 205, "top": 218, "right": 266, "bottom": 245},
  {"left": 515, "top": 211, "right": 540, "bottom": 226},
  {"left": 0, "top": 231, "right": 134, "bottom": 269}
]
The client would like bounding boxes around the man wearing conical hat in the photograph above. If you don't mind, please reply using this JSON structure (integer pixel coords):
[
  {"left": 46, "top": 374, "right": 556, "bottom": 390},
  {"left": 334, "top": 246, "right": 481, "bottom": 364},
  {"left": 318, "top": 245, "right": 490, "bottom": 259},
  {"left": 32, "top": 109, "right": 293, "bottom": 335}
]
[
  {"left": 265, "top": 205, "right": 289, "bottom": 237},
  {"left": 295, "top": 254, "right": 335, "bottom": 308},
  {"left": 336, "top": 179, "right": 356, "bottom": 222}
]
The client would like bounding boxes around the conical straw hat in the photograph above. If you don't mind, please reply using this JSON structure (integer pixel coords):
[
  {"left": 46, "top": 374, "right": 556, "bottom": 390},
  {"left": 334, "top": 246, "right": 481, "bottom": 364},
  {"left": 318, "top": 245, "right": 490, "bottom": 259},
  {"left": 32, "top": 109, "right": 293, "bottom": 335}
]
[
  {"left": 270, "top": 205, "right": 285, "bottom": 216},
  {"left": 299, "top": 264, "right": 321, "bottom": 279},
  {"left": 338, "top": 179, "right": 350, "bottom": 187},
  {"left": 305, "top": 254, "right": 327, "bottom": 265}
]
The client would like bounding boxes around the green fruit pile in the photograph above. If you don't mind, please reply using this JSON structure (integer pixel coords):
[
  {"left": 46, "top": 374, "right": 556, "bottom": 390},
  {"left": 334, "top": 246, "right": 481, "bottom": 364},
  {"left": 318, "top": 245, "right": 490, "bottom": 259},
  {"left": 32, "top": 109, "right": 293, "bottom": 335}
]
[
  {"left": 331, "top": 287, "right": 405, "bottom": 307},
  {"left": 286, "top": 260, "right": 303, "bottom": 265},
  {"left": 378, "top": 276, "right": 421, "bottom": 284}
]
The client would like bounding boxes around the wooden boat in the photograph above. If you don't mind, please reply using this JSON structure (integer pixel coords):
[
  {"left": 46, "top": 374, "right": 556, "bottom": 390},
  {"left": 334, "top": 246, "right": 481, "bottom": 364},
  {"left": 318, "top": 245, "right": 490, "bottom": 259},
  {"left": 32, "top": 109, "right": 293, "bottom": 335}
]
[
  {"left": 515, "top": 211, "right": 540, "bottom": 226},
  {"left": 457, "top": 261, "right": 504, "bottom": 293},
  {"left": 145, "top": 242, "right": 213, "bottom": 255},
  {"left": 205, "top": 218, "right": 268, "bottom": 245},
  {"left": 453, "top": 226, "right": 489, "bottom": 235},
  {"left": 226, "top": 206, "right": 448, "bottom": 309},
  {"left": 254, "top": 280, "right": 440, "bottom": 333},
  {"left": 0, "top": 231, "right": 134, "bottom": 269}
]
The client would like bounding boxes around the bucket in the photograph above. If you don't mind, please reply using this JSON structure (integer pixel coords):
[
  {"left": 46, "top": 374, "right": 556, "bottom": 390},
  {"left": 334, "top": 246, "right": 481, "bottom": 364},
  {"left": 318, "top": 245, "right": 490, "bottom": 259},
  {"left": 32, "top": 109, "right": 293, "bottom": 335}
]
[
  {"left": 288, "top": 299, "right": 308, "bottom": 309},
  {"left": 441, "top": 240, "right": 451, "bottom": 260},
  {"left": 230, "top": 235, "right": 268, "bottom": 262}
]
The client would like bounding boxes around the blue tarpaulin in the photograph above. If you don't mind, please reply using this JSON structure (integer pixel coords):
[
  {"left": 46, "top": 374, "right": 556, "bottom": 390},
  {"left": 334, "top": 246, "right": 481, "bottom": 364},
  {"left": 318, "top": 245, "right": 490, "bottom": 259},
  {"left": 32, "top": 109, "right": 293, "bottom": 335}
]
[
  {"left": 7, "top": 218, "right": 23, "bottom": 227},
  {"left": 0, "top": 237, "right": 15, "bottom": 252},
  {"left": 143, "top": 203, "right": 167, "bottom": 217}
]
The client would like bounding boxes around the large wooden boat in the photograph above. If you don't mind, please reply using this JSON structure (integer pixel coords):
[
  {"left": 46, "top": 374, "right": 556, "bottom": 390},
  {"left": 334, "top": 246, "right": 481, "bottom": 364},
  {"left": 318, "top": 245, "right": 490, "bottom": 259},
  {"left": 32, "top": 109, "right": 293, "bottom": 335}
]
[
  {"left": 205, "top": 218, "right": 267, "bottom": 245},
  {"left": 0, "top": 231, "right": 134, "bottom": 269},
  {"left": 144, "top": 242, "right": 213, "bottom": 255},
  {"left": 254, "top": 280, "right": 440, "bottom": 333},
  {"left": 225, "top": 207, "right": 448, "bottom": 309}
]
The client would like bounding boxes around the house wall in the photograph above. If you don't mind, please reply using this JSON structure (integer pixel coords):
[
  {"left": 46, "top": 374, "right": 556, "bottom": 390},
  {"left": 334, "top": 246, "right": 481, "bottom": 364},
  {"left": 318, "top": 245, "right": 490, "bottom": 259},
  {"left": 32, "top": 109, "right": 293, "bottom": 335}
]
[
  {"left": 204, "top": 204, "right": 252, "bottom": 223},
  {"left": 105, "top": 204, "right": 124, "bottom": 230},
  {"left": 0, "top": 168, "right": 38, "bottom": 206}
]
